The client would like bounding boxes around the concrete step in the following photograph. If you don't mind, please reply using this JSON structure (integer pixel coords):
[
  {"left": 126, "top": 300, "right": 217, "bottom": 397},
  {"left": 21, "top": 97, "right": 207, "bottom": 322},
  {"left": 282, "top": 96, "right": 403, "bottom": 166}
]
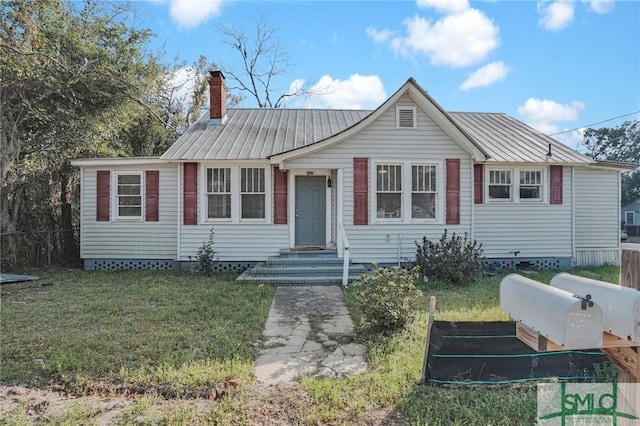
[
  {"left": 235, "top": 249, "right": 367, "bottom": 285},
  {"left": 250, "top": 263, "right": 367, "bottom": 276},
  {"left": 266, "top": 256, "right": 344, "bottom": 266},
  {"left": 278, "top": 249, "right": 338, "bottom": 258},
  {"left": 235, "top": 271, "right": 365, "bottom": 286}
]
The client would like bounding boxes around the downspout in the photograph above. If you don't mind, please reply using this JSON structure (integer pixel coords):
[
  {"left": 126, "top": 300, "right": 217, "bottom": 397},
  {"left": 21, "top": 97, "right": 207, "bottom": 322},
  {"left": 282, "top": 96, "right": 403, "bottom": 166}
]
[
  {"left": 571, "top": 166, "right": 575, "bottom": 265},
  {"left": 177, "top": 162, "right": 182, "bottom": 264},
  {"left": 337, "top": 169, "right": 344, "bottom": 257},
  {"left": 79, "top": 166, "right": 84, "bottom": 260},
  {"left": 470, "top": 161, "right": 475, "bottom": 241}
]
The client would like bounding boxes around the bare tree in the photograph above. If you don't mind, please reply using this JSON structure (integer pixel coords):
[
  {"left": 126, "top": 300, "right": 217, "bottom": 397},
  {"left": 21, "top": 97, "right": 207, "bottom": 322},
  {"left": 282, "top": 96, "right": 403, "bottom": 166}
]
[{"left": 217, "top": 17, "right": 320, "bottom": 108}]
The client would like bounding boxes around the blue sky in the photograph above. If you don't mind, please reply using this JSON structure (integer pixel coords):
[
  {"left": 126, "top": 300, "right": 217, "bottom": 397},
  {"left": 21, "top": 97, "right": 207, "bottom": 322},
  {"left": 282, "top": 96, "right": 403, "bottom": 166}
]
[{"left": 134, "top": 0, "right": 639, "bottom": 149}]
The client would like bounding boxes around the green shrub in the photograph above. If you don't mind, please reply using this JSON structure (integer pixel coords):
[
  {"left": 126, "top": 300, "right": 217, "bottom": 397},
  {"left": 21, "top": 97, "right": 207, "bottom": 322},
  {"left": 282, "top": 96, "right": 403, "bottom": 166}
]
[
  {"left": 354, "top": 265, "right": 423, "bottom": 332},
  {"left": 414, "top": 230, "right": 485, "bottom": 287},
  {"left": 196, "top": 229, "right": 216, "bottom": 276}
]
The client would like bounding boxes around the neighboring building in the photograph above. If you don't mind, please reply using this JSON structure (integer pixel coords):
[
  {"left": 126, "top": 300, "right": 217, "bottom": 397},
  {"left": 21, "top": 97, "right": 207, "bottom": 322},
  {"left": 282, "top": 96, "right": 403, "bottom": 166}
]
[
  {"left": 622, "top": 199, "right": 640, "bottom": 226},
  {"left": 71, "top": 72, "right": 634, "bottom": 272}
]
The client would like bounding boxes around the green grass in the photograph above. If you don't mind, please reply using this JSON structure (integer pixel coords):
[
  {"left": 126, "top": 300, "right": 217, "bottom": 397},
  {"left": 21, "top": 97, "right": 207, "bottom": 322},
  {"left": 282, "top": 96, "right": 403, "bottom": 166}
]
[
  {"left": 298, "top": 265, "right": 621, "bottom": 425},
  {"left": 0, "top": 265, "right": 621, "bottom": 425},
  {"left": 1, "top": 269, "right": 274, "bottom": 393}
]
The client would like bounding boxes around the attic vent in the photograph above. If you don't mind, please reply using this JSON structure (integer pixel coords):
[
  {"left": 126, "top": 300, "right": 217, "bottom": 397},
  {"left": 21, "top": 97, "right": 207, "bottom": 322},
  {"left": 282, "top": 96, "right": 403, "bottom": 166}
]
[{"left": 397, "top": 106, "right": 416, "bottom": 129}]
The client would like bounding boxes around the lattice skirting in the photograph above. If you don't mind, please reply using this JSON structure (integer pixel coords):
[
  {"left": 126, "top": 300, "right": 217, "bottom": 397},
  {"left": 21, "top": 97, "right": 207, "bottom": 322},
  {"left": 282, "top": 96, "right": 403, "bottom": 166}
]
[
  {"left": 365, "top": 257, "right": 572, "bottom": 272},
  {"left": 84, "top": 259, "right": 255, "bottom": 272},
  {"left": 485, "top": 257, "right": 572, "bottom": 271}
]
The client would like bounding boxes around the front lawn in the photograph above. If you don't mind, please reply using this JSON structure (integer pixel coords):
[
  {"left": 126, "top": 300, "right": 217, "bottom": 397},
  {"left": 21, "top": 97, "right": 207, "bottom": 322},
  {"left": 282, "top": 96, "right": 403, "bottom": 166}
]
[
  {"left": 1, "top": 265, "right": 620, "bottom": 425},
  {"left": 1, "top": 269, "right": 275, "bottom": 395}
]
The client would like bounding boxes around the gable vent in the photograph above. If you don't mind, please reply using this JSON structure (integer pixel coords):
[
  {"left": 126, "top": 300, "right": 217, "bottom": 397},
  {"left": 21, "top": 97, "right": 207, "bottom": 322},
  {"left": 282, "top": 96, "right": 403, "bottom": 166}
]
[{"left": 397, "top": 107, "right": 416, "bottom": 128}]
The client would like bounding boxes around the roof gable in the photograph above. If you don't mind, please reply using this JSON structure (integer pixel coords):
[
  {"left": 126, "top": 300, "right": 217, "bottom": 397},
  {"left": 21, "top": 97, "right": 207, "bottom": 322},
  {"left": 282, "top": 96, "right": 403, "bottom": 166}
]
[{"left": 269, "top": 78, "right": 489, "bottom": 164}]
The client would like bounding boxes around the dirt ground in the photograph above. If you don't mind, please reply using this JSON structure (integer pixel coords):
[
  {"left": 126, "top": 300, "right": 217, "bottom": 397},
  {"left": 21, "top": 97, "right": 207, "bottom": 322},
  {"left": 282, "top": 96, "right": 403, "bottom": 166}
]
[{"left": 0, "top": 384, "right": 405, "bottom": 425}]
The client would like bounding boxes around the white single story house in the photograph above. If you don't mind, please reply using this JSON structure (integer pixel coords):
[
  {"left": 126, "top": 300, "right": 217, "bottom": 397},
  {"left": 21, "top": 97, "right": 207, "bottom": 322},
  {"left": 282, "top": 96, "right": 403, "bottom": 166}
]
[{"left": 71, "top": 72, "right": 633, "bottom": 273}]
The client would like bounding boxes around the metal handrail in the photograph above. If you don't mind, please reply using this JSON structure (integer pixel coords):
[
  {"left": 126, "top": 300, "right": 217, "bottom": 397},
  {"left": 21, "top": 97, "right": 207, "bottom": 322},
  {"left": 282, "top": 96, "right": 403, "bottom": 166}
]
[{"left": 338, "top": 222, "right": 350, "bottom": 287}]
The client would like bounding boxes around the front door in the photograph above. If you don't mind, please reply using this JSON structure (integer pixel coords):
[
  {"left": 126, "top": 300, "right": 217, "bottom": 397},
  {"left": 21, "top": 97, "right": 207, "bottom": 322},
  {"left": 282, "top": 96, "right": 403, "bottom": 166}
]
[{"left": 295, "top": 176, "right": 326, "bottom": 246}]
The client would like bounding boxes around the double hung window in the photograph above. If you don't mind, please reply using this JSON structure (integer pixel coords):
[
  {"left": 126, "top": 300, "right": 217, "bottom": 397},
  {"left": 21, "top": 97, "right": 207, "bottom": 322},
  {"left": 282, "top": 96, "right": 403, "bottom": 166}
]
[
  {"left": 205, "top": 166, "right": 267, "bottom": 221},
  {"left": 241, "top": 168, "right": 265, "bottom": 219},
  {"left": 519, "top": 170, "right": 542, "bottom": 200},
  {"left": 487, "top": 167, "right": 546, "bottom": 202},
  {"left": 488, "top": 170, "right": 512, "bottom": 201},
  {"left": 376, "top": 164, "right": 402, "bottom": 218},
  {"left": 412, "top": 165, "right": 436, "bottom": 219},
  {"left": 375, "top": 162, "right": 439, "bottom": 221},
  {"left": 116, "top": 173, "right": 142, "bottom": 218},
  {"left": 206, "top": 168, "right": 231, "bottom": 219}
]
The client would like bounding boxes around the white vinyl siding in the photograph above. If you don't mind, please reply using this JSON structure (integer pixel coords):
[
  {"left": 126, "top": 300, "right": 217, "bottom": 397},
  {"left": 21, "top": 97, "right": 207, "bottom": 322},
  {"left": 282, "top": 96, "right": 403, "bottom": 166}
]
[
  {"left": 475, "top": 165, "right": 572, "bottom": 259},
  {"left": 574, "top": 167, "right": 620, "bottom": 249},
  {"left": 180, "top": 161, "right": 279, "bottom": 261},
  {"left": 80, "top": 164, "right": 178, "bottom": 259},
  {"left": 285, "top": 94, "right": 471, "bottom": 264}
]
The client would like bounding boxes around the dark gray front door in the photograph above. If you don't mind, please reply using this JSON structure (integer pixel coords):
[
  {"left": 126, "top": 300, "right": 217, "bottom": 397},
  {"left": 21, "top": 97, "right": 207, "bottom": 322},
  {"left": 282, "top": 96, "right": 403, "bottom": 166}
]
[{"left": 295, "top": 176, "right": 326, "bottom": 246}]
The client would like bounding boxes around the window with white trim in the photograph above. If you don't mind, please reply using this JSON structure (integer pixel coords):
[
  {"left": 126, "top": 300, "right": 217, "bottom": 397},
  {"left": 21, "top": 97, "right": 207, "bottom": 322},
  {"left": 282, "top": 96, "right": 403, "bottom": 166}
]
[
  {"left": 396, "top": 105, "right": 416, "bottom": 129},
  {"left": 376, "top": 164, "right": 402, "bottom": 218},
  {"left": 488, "top": 170, "right": 512, "bottom": 201},
  {"left": 206, "top": 167, "right": 231, "bottom": 219},
  {"left": 487, "top": 167, "right": 548, "bottom": 202},
  {"left": 412, "top": 165, "right": 437, "bottom": 219},
  {"left": 626, "top": 211, "right": 635, "bottom": 225},
  {"left": 519, "top": 170, "right": 542, "bottom": 200},
  {"left": 241, "top": 167, "right": 265, "bottom": 219},
  {"left": 115, "top": 172, "right": 142, "bottom": 218}
]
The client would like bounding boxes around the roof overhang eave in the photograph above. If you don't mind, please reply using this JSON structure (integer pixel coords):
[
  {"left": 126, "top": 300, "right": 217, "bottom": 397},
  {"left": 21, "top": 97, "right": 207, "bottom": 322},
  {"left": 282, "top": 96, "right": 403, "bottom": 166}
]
[
  {"left": 589, "top": 160, "right": 639, "bottom": 172},
  {"left": 70, "top": 157, "right": 166, "bottom": 167}
]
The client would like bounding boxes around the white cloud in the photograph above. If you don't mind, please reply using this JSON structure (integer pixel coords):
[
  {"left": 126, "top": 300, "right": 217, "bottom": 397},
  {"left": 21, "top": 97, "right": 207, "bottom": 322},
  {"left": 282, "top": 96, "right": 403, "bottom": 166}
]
[
  {"left": 459, "top": 61, "right": 510, "bottom": 91},
  {"left": 366, "top": 27, "right": 395, "bottom": 43},
  {"left": 537, "top": 0, "right": 575, "bottom": 31},
  {"left": 156, "top": 0, "right": 224, "bottom": 29},
  {"left": 290, "top": 74, "right": 387, "bottom": 110},
  {"left": 416, "top": 0, "right": 469, "bottom": 14},
  {"left": 518, "top": 98, "right": 586, "bottom": 147},
  {"left": 390, "top": 9, "right": 500, "bottom": 68},
  {"left": 582, "top": 0, "right": 615, "bottom": 13}
]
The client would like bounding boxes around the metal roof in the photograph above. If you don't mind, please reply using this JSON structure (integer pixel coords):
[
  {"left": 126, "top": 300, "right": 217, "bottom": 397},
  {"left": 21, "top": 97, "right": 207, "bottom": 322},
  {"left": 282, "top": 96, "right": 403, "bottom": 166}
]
[
  {"left": 161, "top": 107, "right": 594, "bottom": 165},
  {"left": 449, "top": 112, "right": 592, "bottom": 164},
  {"left": 161, "top": 108, "right": 371, "bottom": 160}
]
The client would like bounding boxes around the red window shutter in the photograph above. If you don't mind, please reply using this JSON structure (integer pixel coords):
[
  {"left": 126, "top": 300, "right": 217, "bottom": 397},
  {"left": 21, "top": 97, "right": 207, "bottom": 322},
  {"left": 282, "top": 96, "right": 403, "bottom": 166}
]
[
  {"left": 550, "top": 165, "right": 563, "bottom": 205},
  {"left": 183, "top": 163, "right": 198, "bottom": 225},
  {"left": 353, "top": 157, "right": 368, "bottom": 225},
  {"left": 145, "top": 170, "right": 159, "bottom": 222},
  {"left": 273, "top": 166, "right": 288, "bottom": 224},
  {"left": 446, "top": 159, "right": 460, "bottom": 225},
  {"left": 96, "top": 170, "right": 110, "bottom": 221},
  {"left": 473, "top": 164, "right": 484, "bottom": 205}
]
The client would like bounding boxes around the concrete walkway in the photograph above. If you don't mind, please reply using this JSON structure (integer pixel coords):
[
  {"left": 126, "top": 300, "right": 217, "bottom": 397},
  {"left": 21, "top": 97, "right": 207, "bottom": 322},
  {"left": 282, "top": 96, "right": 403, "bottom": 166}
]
[{"left": 255, "top": 286, "right": 368, "bottom": 384}]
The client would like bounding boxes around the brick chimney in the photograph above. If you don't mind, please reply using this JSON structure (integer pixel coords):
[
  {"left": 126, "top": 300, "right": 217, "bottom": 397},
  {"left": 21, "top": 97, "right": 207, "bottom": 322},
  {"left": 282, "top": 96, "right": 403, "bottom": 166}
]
[{"left": 208, "top": 70, "right": 226, "bottom": 123}]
